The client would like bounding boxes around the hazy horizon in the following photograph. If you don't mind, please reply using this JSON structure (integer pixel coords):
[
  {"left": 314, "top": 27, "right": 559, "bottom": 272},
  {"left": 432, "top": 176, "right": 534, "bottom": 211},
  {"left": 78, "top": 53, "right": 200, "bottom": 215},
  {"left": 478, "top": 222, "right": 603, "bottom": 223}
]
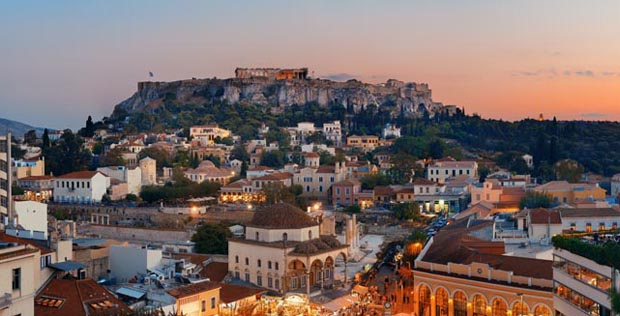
[{"left": 2, "top": 1, "right": 620, "bottom": 129}]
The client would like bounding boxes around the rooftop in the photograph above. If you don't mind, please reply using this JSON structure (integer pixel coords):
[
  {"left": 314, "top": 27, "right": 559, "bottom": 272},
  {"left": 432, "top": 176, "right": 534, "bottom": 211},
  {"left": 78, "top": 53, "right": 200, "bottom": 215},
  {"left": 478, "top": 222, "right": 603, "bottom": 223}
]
[
  {"left": 166, "top": 280, "right": 221, "bottom": 299},
  {"left": 249, "top": 203, "right": 318, "bottom": 229}
]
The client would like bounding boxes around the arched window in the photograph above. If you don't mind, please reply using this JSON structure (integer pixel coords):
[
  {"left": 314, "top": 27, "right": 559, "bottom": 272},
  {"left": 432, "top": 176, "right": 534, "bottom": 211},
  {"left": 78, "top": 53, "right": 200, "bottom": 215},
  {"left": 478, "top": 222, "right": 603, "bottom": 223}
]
[
  {"left": 255, "top": 231, "right": 259, "bottom": 241},
  {"left": 435, "top": 288, "right": 449, "bottom": 316},
  {"left": 534, "top": 305, "right": 551, "bottom": 316},
  {"left": 245, "top": 257, "right": 249, "bottom": 265},
  {"left": 235, "top": 255, "right": 239, "bottom": 263},
  {"left": 308, "top": 230, "right": 312, "bottom": 240},
  {"left": 268, "top": 261, "right": 272, "bottom": 269},
  {"left": 418, "top": 285, "right": 431, "bottom": 316},
  {"left": 472, "top": 294, "right": 486, "bottom": 316},
  {"left": 512, "top": 302, "right": 529, "bottom": 316},
  {"left": 453, "top": 291, "right": 467, "bottom": 316},
  {"left": 257, "top": 259, "right": 261, "bottom": 267},
  {"left": 492, "top": 298, "right": 507, "bottom": 316},
  {"left": 282, "top": 233, "right": 288, "bottom": 242}
]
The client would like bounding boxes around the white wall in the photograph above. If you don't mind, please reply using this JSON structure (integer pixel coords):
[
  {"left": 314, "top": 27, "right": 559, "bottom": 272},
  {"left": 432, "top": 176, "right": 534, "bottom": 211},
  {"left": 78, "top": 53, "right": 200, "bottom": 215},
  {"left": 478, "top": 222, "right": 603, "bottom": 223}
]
[
  {"left": 53, "top": 173, "right": 110, "bottom": 203},
  {"left": 14, "top": 200, "right": 48, "bottom": 238},
  {"left": 109, "top": 245, "right": 162, "bottom": 282},
  {"left": 245, "top": 226, "right": 320, "bottom": 243}
]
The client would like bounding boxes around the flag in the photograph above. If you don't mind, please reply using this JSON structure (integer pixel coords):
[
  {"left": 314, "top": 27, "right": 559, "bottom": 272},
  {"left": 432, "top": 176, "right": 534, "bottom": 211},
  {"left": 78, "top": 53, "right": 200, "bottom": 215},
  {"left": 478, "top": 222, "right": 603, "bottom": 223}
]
[{"left": 149, "top": 71, "right": 154, "bottom": 77}]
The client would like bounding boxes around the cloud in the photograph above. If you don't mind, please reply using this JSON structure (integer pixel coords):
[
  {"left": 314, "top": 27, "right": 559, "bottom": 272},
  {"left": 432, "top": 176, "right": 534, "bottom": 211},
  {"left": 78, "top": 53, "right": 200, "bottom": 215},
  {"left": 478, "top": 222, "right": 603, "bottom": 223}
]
[
  {"left": 580, "top": 112, "right": 606, "bottom": 118},
  {"left": 321, "top": 73, "right": 358, "bottom": 81},
  {"left": 574, "top": 70, "right": 594, "bottom": 77}
]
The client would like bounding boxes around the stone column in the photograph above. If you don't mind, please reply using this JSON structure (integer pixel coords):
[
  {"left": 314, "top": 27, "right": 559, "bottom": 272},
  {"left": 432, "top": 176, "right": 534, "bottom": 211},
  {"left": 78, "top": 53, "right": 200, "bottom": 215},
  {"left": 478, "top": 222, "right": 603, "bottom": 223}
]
[
  {"left": 306, "top": 270, "right": 310, "bottom": 295},
  {"left": 344, "top": 261, "right": 348, "bottom": 286},
  {"left": 448, "top": 299, "right": 454, "bottom": 316},
  {"left": 467, "top": 303, "right": 473, "bottom": 316},
  {"left": 430, "top": 295, "right": 436, "bottom": 316},
  {"left": 320, "top": 268, "right": 325, "bottom": 290}
]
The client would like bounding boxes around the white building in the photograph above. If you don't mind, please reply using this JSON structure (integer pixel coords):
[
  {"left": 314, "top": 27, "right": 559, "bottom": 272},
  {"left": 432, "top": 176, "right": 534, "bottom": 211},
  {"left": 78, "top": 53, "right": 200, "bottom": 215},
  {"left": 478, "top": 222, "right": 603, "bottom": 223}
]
[
  {"left": 611, "top": 173, "right": 620, "bottom": 197},
  {"left": 13, "top": 200, "right": 48, "bottom": 239},
  {"left": 139, "top": 156, "right": 157, "bottom": 186},
  {"left": 522, "top": 154, "right": 534, "bottom": 169},
  {"left": 53, "top": 171, "right": 111, "bottom": 204},
  {"left": 0, "top": 134, "right": 9, "bottom": 221},
  {"left": 109, "top": 245, "right": 163, "bottom": 283},
  {"left": 322, "top": 121, "right": 342, "bottom": 145},
  {"left": 427, "top": 160, "right": 478, "bottom": 184},
  {"left": 190, "top": 125, "right": 231, "bottom": 146},
  {"left": 97, "top": 166, "right": 142, "bottom": 195},
  {"left": 184, "top": 160, "right": 234, "bottom": 185},
  {"left": 228, "top": 203, "right": 348, "bottom": 294},
  {"left": 553, "top": 241, "right": 618, "bottom": 316},
  {"left": 381, "top": 123, "right": 401, "bottom": 139}
]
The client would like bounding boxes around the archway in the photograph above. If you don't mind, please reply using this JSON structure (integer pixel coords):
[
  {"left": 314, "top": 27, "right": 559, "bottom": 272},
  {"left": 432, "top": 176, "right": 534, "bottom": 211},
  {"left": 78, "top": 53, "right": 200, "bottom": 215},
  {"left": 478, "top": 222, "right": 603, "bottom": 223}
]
[
  {"left": 287, "top": 260, "right": 306, "bottom": 290},
  {"left": 492, "top": 298, "right": 507, "bottom": 316},
  {"left": 435, "top": 287, "right": 449, "bottom": 316},
  {"left": 512, "top": 301, "right": 529, "bottom": 316},
  {"left": 472, "top": 294, "right": 487, "bottom": 316},
  {"left": 418, "top": 285, "right": 431, "bottom": 316},
  {"left": 453, "top": 291, "right": 468, "bottom": 316},
  {"left": 309, "top": 259, "right": 323, "bottom": 288},
  {"left": 324, "top": 256, "right": 334, "bottom": 286},
  {"left": 533, "top": 305, "right": 551, "bottom": 316}
]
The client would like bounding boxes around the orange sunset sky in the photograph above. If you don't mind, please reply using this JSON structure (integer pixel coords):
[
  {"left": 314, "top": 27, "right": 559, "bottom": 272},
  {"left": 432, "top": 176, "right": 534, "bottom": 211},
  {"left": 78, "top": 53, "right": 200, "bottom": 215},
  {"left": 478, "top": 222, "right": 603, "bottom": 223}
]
[{"left": 1, "top": 1, "right": 619, "bottom": 128}]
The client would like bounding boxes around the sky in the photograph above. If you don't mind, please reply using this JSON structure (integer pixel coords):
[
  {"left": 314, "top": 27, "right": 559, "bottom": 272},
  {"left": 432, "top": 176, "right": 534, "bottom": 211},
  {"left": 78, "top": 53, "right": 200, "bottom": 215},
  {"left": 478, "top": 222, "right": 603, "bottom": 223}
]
[{"left": 1, "top": 1, "right": 620, "bottom": 129}]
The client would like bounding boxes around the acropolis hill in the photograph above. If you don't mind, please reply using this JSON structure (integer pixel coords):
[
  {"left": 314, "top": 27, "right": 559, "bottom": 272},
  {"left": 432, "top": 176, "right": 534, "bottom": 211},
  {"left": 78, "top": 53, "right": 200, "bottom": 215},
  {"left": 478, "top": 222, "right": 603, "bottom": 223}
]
[{"left": 113, "top": 68, "right": 458, "bottom": 118}]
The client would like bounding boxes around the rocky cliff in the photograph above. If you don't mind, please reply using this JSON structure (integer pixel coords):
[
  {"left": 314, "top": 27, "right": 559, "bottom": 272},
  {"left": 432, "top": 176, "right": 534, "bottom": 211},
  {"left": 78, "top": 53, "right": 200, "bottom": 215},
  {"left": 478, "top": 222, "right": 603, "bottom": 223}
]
[{"left": 114, "top": 76, "right": 457, "bottom": 118}]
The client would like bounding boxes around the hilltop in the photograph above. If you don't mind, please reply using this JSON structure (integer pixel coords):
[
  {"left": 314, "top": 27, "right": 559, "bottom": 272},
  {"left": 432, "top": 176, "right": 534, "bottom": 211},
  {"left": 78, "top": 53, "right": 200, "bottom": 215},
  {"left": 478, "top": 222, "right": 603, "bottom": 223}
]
[
  {"left": 0, "top": 117, "right": 46, "bottom": 138},
  {"left": 111, "top": 68, "right": 458, "bottom": 120}
]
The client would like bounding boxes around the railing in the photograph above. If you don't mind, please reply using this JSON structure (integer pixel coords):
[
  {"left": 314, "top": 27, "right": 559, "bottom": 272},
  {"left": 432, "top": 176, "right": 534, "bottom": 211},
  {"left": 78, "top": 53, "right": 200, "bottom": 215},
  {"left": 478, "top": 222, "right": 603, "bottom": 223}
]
[
  {"left": 495, "top": 230, "right": 528, "bottom": 239},
  {"left": 0, "top": 293, "right": 12, "bottom": 309}
]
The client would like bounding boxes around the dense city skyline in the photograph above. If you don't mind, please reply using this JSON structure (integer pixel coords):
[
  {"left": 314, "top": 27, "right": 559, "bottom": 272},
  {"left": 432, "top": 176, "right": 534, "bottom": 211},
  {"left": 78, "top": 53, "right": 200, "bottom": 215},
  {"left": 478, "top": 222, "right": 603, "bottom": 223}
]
[{"left": 1, "top": 0, "right": 620, "bottom": 129}]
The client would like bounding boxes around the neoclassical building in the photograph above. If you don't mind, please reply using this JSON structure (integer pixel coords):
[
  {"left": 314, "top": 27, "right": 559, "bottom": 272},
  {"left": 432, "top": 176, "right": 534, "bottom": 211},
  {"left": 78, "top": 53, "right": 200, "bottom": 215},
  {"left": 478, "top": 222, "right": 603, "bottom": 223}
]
[
  {"left": 228, "top": 203, "right": 348, "bottom": 294},
  {"left": 412, "top": 219, "right": 554, "bottom": 316}
]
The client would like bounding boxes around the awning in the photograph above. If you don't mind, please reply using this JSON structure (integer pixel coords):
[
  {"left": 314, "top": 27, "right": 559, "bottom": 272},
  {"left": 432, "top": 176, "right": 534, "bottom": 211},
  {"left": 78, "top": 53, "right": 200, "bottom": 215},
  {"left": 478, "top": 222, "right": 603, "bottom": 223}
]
[
  {"left": 116, "top": 287, "right": 146, "bottom": 299},
  {"left": 352, "top": 285, "right": 368, "bottom": 296},
  {"left": 323, "top": 295, "right": 358, "bottom": 311},
  {"left": 47, "top": 261, "right": 86, "bottom": 271}
]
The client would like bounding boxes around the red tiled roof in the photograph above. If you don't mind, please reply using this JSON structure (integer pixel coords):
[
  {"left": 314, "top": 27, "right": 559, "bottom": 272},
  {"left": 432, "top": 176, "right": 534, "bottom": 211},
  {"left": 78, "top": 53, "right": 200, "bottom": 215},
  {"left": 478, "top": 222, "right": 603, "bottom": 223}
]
[
  {"left": 200, "top": 262, "right": 229, "bottom": 282},
  {"left": 529, "top": 208, "right": 562, "bottom": 224},
  {"left": 304, "top": 152, "right": 320, "bottom": 158},
  {"left": 35, "top": 278, "right": 131, "bottom": 316},
  {"left": 254, "top": 172, "right": 293, "bottom": 181},
  {"left": 0, "top": 233, "right": 53, "bottom": 254},
  {"left": 19, "top": 175, "right": 53, "bottom": 181},
  {"left": 250, "top": 203, "right": 317, "bottom": 229},
  {"left": 316, "top": 165, "right": 335, "bottom": 173},
  {"left": 374, "top": 186, "right": 395, "bottom": 196},
  {"left": 166, "top": 281, "right": 221, "bottom": 299},
  {"left": 55, "top": 171, "right": 105, "bottom": 179},
  {"left": 413, "top": 178, "right": 436, "bottom": 186},
  {"left": 219, "top": 284, "right": 265, "bottom": 304}
]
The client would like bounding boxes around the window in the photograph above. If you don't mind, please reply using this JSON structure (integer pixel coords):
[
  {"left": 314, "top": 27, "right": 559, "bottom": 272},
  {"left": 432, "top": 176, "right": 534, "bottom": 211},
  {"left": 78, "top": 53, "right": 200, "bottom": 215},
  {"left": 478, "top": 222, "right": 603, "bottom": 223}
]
[
  {"left": 12, "top": 268, "right": 20, "bottom": 290},
  {"left": 234, "top": 271, "right": 240, "bottom": 279},
  {"left": 336, "top": 188, "right": 340, "bottom": 195},
  {"left": 275, "top": 262, "right": 279, "bottom": 270},
  {"left": 201, "top": 300, "right": 206, "bottom": 312},
  {"left": 235, "top": 255, "right": 239, "bottom": 263},
  {"left": 308, "top": 230, "right": 312, "bottom": 239},
  {"left": 268, "top": 261, "right": 272, "bottom": 269},
  {"left": 211, "top": 297, "right": 216, "bottom": 309},
  {"left": 282, "top": 233, "right": 288, "bottom": 242},
  {"left": 245, "top": 257, "right": 249, "bottom": 265},
  {"left": 345, "top": 188, "right": 350, "bottom": 195},
  {"left": 586, "top": 223, "right": 592, "bottom": 233},
  {"left": 256, "top": 232, "right": 260, "bottom": 241},
  {"left": 257, "top": 259, "right": 261, "bottom": 267},
  {"left": 245, "top": 272, "right": 250, "bottom": 282},
  {"left": 268, "top": 277, "right": 273, "bottom": 288},
  {"left": 275, "top": 279, "right": 280, "bottom": 289},
  {"left": 257, "top": 275, "right": 262, "bottom": 286}
]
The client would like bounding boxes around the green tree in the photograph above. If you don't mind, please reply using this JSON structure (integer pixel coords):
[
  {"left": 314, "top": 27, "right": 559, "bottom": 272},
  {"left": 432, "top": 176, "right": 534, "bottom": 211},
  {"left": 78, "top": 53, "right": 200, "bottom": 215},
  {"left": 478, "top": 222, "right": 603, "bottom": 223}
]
[
  {"left": 360, "top": 173, "right": 392, "bottom": 190},
  {"left": 192, "top": 223, "right": 232, "bottom": 254},
  {"left": 98, "top": 148, "right": 125, "bottom": 167},
  {"left": 519, "top": 191, "right": 554, "bottom": 209},
  {"left": 554, "top": 159, "right": 584, "bottom": 183},
  {"left": 260, "top": 150, "right": 286, "bottom": 168},
  {"left": 43, "top": 130, "right": 92, "bottom": 175},
  {"left": 23, "top": 129, "right": 37, "bottom": 145},
  {"left": 230, "top": 144, "right": 249, "bottom": 162},
  {"left": 393, "top": 203, "right": 422, "bottom": 221},
  {"left": 344, "top": 205, "right": 361, "bottom": 214},
  {"left": 42, "top": 128, "right": 50, "bottom": 148}
]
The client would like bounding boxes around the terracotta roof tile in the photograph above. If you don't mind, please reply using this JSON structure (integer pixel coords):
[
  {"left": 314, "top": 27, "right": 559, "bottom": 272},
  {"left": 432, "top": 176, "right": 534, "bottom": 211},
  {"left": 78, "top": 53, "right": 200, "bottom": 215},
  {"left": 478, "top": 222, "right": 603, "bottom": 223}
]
[
  {"left": 219, "top": 284, "right": 265, "bottom": 304},
  {"left": 166, "top": 281, "right": 221, "bottom": 299},
  {"left": 250, "top": 203, "right": 317, "bottom": 229},
  {"left": 55, "top": 171, "right": 106, "bottom": 179}
]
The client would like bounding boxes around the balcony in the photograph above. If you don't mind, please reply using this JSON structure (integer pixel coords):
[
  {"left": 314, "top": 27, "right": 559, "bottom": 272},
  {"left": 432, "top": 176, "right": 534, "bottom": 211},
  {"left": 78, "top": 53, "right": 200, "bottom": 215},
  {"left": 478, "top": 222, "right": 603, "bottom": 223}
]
[{"left": 0, "top": 293, "right": 12, "bottom": 309}]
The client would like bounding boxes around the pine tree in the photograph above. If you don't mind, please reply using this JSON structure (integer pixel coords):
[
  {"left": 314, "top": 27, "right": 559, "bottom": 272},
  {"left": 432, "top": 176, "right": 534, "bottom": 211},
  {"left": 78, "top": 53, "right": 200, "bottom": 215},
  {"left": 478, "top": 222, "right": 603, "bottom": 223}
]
[{"left": 42, "top": 128, "right": 50, "bottom": 148}]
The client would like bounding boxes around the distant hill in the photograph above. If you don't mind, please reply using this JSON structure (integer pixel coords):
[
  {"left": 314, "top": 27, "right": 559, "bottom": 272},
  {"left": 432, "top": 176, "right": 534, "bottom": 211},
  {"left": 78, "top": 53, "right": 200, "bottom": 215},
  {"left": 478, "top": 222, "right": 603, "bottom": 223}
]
[{"left": 0, "top": 117, "right": 46, "bottom": 138}]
